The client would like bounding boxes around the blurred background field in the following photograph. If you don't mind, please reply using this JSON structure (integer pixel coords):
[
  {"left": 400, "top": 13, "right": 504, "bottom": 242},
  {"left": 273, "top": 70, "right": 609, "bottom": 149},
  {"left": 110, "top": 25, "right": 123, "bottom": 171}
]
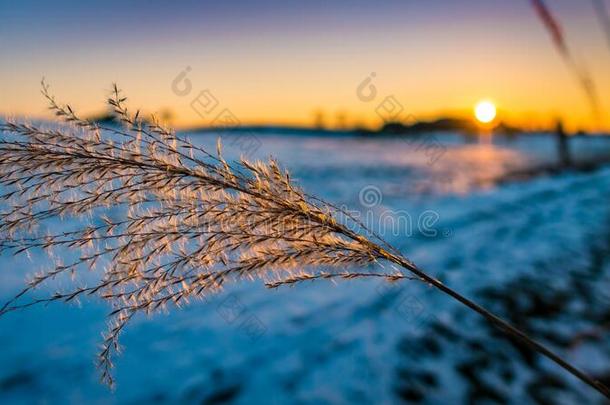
[{"left": 1, "top": 130, "right": 610, "bottom": 404}]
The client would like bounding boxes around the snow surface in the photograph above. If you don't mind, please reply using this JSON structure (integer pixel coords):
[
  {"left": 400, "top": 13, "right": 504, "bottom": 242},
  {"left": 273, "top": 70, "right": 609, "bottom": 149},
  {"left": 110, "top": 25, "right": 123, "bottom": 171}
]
[{"left": 1, "top": 131, "right": 610, "bottom": 404}]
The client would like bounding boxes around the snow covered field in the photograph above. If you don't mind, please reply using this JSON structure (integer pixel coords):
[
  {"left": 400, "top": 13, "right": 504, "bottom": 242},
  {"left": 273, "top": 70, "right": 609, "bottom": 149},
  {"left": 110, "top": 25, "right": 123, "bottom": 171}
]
[{"left": 1, "top": 131, "right": 610, "bottom": 404}]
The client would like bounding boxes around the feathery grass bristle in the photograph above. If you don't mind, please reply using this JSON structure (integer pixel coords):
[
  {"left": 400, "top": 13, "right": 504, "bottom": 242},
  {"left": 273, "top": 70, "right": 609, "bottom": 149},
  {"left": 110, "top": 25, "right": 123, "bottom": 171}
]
[{"left": 0, "top": 81, "right": 410, "bottom": 387}]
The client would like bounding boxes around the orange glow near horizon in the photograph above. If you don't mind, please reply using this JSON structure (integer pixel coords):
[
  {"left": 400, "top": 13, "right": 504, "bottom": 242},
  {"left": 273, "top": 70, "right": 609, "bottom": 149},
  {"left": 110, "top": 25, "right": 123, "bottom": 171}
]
[
  {"left": 1, "top": 72, "right": 608, "bottom": 133},
  {"left": 3, "top": 56, "right": 608, "bottom": 133}
]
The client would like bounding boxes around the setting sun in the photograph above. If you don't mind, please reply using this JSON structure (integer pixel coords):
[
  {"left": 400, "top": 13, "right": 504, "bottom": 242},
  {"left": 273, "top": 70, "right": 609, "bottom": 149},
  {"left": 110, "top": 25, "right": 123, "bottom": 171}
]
[{"left": 475, "top": 100, "right": 497, "bottom": 124}]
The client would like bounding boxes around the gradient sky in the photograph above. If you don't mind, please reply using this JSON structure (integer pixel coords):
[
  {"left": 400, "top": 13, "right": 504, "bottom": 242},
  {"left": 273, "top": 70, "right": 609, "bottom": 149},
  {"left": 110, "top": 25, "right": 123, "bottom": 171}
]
[{"left": 2, "top": 0, "right": 610, "bottom": 131}]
